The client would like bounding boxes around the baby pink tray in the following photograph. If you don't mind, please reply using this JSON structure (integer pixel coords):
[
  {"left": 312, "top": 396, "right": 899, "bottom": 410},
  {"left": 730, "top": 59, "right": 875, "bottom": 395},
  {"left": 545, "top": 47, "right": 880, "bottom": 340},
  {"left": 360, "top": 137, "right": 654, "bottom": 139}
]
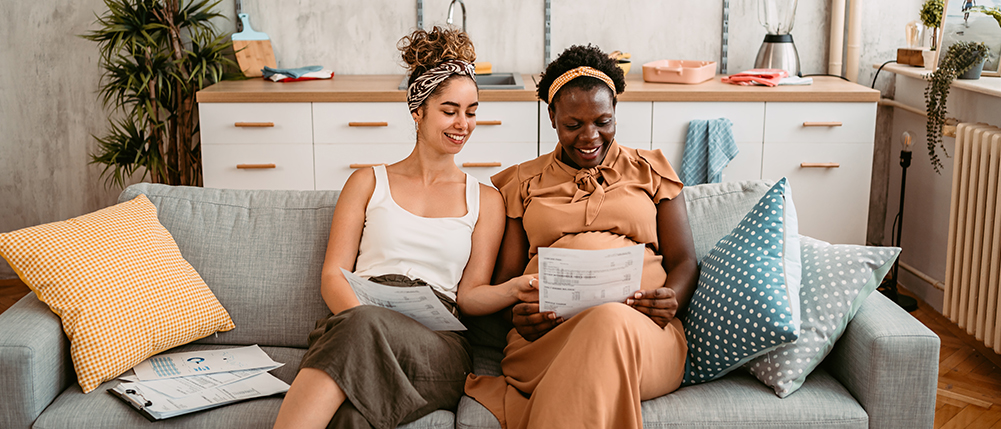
[{"left": 642, "top": 60, "right": 717, "bottom": 84}]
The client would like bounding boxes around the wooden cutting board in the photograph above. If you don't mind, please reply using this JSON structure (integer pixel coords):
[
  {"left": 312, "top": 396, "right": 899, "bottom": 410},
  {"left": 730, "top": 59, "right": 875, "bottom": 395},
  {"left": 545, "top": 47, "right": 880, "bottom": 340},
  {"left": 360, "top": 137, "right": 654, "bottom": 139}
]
[{"left": 232, "top": 13, "right": 276, "bottom": 77}]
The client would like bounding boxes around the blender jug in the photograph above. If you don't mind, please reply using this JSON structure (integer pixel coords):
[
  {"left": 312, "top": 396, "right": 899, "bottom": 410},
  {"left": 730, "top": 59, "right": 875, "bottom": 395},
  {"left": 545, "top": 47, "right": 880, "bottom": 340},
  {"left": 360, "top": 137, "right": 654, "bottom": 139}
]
[{"left": 754, "top": 0, "right": 801, "bottom": 76}]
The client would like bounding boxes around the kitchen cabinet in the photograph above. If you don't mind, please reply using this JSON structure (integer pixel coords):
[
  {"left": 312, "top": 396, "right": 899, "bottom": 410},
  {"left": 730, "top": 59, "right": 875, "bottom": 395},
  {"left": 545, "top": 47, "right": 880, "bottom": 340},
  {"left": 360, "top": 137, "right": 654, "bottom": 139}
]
[
  {"left": 760, "top": 102, "right": 877, "bottom": 245},
  {"left": 200, "top": 103, "right": 315, "bottom": 190},
  {"left": 197, "top": 75, "right": 878, "bottom": 244},
  {"left": 651, "top": 101, "right": 765, "bottom": 183}
]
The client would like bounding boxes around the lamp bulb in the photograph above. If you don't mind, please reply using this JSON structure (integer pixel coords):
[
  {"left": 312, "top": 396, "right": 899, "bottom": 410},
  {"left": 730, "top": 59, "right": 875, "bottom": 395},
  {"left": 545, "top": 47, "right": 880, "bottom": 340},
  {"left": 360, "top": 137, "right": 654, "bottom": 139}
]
[{"left": 901, "top": 131, "right": 913, "bottom": 152}]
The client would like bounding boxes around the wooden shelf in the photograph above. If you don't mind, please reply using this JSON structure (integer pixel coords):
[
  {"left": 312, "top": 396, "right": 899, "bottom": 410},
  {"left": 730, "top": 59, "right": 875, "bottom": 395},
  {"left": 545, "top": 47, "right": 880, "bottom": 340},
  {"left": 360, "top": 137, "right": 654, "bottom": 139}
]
[{"left": 876, "top": 63, "right": 1001, "bottom": 99}]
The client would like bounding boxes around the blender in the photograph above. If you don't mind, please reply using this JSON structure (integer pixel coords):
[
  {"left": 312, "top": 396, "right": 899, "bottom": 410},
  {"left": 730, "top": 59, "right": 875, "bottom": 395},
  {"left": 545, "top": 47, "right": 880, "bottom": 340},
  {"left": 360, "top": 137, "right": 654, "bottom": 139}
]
[{"left": 753, "top": 0, "right": 801, "bottom": 76}]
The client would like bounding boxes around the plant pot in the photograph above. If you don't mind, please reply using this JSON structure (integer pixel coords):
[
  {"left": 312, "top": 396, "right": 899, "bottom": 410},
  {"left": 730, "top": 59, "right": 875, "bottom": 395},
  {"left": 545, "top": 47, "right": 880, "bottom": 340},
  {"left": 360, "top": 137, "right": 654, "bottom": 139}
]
[
  {"left": 923, "top": 49, "right": 938, "bottom": 70},
  {"left": 958, "top": 56, "right": 986, "bottom": 79}
]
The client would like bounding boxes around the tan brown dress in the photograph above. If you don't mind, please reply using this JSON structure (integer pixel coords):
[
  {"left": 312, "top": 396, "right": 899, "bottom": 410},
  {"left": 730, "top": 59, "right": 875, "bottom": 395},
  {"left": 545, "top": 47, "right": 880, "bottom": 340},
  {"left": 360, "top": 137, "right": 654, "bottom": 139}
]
[{"left": 464, "top": 141, "right": 689, "bottom": 429}]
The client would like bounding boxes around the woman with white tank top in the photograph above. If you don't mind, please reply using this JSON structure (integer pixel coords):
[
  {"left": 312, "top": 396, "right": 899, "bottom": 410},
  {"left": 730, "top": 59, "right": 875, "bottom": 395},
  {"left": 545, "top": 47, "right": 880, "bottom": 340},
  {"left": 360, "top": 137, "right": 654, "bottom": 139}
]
[{"left": 274, "top": 27, "right": 524, "bottom": 429}]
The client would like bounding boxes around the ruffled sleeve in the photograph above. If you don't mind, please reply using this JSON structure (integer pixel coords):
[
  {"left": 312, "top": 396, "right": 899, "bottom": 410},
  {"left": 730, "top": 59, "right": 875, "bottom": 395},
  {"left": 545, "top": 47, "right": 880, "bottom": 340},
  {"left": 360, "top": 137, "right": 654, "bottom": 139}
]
[
  {"left": 490, "top": 164, "right": 528, "bottom": 219},
  {"left": 637, "top": 148, "right": 683, "bottom": 202}
]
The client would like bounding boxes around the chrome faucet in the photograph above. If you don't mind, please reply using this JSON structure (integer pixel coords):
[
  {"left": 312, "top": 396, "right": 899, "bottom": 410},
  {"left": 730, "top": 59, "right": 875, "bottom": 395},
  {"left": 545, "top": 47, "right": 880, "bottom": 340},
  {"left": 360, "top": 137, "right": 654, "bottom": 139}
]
[{"left": 446, "top": 0, "right": 466, "bottom": 33}]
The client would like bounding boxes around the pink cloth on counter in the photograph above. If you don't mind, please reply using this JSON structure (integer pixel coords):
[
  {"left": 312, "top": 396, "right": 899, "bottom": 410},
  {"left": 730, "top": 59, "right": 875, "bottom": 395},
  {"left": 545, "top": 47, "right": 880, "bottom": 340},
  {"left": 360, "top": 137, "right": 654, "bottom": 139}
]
[{"left": 721, "top": 69, "right": 789, "bottom": 87}]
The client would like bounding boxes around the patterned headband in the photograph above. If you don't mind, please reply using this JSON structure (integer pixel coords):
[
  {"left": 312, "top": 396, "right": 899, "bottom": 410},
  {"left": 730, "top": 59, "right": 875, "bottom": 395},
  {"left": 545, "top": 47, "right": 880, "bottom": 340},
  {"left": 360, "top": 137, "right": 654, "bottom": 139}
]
[
  {"left": 407, "top": 60, "right": 477, "bottom": 112},
  {"left": 547, "top": 66, "right": 616, "bottom": 103}
]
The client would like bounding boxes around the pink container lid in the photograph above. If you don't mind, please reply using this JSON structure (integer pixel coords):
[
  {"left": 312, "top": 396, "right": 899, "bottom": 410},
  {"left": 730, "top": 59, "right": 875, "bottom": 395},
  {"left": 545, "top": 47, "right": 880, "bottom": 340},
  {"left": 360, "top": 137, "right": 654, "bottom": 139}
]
[{"left": 642, "top": 60, "right": 717, "bottom": 84}]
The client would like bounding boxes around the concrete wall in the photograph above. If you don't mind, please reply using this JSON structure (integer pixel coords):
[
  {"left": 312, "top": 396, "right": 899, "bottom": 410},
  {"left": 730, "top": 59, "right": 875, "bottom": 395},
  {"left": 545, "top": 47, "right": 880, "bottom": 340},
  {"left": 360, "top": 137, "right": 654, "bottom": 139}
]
[{"left": 1, "top": 0, "right": 924, "bottom": 279}]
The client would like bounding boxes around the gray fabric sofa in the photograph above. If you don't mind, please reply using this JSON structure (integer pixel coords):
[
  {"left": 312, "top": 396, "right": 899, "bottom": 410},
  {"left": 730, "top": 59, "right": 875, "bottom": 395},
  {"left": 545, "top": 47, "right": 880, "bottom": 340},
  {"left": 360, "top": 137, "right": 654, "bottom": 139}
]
[{"left": 0, "top": 180, "right": 938, "bottom": 428}]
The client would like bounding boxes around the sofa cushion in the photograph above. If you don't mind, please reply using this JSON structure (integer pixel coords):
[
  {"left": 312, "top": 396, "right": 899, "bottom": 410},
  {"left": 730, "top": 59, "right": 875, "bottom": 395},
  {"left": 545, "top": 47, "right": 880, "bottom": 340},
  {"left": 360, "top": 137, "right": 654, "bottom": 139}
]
[
  {"left": 682, "top": 178, "right": 802, "bottom": 385},
  {"left": 682, "top": 180, "right": 773, "bottom": 261},
  {"left": 458, "top": 330, "right": 867, "bottom": 429},
  {"left": 119, "top": 184, "right": 337, "bottom": 348},
  {"left": 746, "top": 236, "right": 900, "bottom": 398},
  {"left": 0, "top": 194, "right": 235, "bottom": 393},
  {"left": 33, "top": 344, "right": 454, "bottom": 429}
]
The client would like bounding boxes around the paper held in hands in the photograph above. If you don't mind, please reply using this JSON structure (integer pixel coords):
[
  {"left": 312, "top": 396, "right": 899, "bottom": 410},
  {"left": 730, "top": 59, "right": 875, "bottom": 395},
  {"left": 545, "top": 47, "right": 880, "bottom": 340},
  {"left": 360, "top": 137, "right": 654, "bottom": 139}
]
[
  {"left": 340, "top": 268, "right": 467, "bottom": 331},
  {"left": 538, "top": 244, "right": 645, "bottom": 318}
]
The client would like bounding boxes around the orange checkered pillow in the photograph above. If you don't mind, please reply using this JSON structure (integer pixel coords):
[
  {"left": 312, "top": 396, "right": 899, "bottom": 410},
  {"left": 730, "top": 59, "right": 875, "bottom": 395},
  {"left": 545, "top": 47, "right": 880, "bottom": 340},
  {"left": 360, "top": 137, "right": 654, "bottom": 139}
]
[{"left": 0, "top": 195, "right": 235, "bottom": 393}]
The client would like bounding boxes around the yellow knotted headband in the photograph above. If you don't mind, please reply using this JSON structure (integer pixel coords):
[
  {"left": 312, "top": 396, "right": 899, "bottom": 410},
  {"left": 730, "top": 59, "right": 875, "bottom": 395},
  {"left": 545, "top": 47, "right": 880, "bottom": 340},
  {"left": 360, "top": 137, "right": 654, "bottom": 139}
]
[{"left": 547, "top": 66, "right": 616, "bottom": 103}]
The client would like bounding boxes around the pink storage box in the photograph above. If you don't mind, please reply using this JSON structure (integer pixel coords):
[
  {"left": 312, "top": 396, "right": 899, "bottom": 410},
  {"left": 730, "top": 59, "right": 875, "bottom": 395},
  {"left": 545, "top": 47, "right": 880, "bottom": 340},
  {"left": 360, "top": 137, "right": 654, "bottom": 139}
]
[{"left": 642, "top": 60, "right": 717, "bottom": 84}]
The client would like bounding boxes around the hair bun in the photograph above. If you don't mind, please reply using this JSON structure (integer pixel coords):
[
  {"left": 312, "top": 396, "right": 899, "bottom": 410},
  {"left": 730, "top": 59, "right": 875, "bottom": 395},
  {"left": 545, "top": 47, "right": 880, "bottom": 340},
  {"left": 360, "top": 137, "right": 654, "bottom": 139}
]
[{"left": 399, "top": 26, "right": 476, "bottom": 81}]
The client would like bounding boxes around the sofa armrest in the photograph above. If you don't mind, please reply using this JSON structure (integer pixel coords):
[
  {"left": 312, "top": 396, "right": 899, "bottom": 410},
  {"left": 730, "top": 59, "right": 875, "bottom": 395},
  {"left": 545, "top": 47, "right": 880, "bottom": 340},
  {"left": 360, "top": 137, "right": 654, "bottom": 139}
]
[
  {"left": 0, "top": 294, "right": 72, "bottom": 429},
  {"left": 825, "top": 292, "right": 939, "bottom": 429}
]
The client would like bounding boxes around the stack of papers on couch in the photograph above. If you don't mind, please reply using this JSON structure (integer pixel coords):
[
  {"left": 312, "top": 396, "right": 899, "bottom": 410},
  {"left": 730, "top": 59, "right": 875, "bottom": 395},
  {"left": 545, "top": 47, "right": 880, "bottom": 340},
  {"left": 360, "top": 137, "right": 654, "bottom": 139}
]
[{"left": 109, "top": 345, "right": 289, "bottom": 420}]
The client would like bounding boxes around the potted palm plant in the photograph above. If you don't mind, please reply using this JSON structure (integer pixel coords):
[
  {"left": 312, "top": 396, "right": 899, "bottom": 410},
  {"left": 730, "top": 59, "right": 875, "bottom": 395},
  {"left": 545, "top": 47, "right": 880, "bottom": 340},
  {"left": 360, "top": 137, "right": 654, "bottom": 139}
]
[
  {"left": 924, "top": 41, "right": 990, "bottom": 173},
  {"left": 83, "top": 0, "right": 238, "bottom": 188}
]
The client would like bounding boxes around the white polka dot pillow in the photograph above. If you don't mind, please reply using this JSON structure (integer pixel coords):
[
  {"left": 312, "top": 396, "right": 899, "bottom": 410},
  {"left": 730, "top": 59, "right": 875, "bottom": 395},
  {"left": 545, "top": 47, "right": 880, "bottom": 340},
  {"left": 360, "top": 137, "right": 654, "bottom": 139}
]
[
  {"left": 746, "top": 235, "right": 900, "bottom": 397},
  {"left": 681, "top": 177, "right": 802, "bottom": 386},
  {"left": 0, "top": 195, "right": 235, "bottom": 393}
]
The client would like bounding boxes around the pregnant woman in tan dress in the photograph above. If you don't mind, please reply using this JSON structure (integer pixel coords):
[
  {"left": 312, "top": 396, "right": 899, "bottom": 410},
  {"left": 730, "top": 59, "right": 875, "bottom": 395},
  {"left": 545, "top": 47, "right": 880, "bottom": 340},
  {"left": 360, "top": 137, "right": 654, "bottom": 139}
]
[{"left": 460, "top": 45, "right": 700, "bottom": 429}]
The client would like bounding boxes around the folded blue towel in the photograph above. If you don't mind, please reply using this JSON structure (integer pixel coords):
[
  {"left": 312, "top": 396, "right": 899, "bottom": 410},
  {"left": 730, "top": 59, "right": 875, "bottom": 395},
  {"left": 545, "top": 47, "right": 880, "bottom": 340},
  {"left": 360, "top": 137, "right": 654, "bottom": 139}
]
[
  {"left": 681, "top": 118, "right": 738, "bottom": 186},
  {"left": 262, "top": 65, "right": 323, "bottom": 79}
]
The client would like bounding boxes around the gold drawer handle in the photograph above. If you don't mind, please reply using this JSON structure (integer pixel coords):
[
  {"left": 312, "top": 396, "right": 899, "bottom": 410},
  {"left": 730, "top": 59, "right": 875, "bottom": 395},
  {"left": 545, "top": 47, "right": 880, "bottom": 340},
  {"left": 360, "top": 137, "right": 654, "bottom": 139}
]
[
  {"left": 237, "top": 163, "right": 276, "bottom": 169},
  {"left": 800, "top": 162, "right": 841, "bottom": 168},
  {"left": 349, "top": 163, "right": 386, "bottom": 169},
  {"left": 476, "top": 120, "right": 502, "bottom": 126},
  {"left": 802, "top": 122, "right": 843, "bottom": 127},
  {"left": 462, "top": 162, "right": 503, "bottom": 168},
  {"left": 235, "top": 122, "right": 274, "bottom": 128},
  {"left": 348, "top": 122, "right": 389, "bottom": 127}
]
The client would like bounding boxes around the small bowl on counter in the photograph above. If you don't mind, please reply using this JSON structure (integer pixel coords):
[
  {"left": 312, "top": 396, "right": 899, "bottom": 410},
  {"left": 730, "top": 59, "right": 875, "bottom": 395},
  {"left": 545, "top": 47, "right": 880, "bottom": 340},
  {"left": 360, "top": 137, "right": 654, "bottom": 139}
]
[{"left": 642, "top": 60, "right": 716, "bottom": 84}]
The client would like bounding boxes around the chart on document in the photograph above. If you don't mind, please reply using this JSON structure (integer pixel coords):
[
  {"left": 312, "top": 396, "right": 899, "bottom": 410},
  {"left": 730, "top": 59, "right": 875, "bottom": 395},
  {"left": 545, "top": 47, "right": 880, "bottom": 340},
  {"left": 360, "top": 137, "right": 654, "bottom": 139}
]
[{"left": 538, "top": 244, "right": 644, "bottom": 318}]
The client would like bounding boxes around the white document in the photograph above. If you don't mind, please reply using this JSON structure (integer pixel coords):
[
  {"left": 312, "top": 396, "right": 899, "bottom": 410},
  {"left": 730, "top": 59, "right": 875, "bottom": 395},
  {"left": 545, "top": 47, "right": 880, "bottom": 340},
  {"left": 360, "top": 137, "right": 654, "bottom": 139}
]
[
  {"left": 111, "top": 372, "right": 289, "bottom": 419},
  {"left": 133, "top": 345, "right": 281, "bottom": 381},
  {"left": 135, "top": 368, "right": 274, "bottom": 398},
  {"left": 340, "top": 268, "right": 466, "bottom": 331},
  {"left": 538, "top": 244, "right": 645, "bottom": 318}
]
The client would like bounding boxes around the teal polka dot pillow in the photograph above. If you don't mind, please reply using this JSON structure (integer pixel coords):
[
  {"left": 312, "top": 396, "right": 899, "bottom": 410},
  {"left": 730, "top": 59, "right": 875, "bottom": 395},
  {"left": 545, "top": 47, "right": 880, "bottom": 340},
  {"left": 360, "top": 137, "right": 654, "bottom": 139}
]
[
  {"left": 681, "top": 178, "right": 802, "bottom": 386},
  {"left": 746, "top": 235, "right": 900, "bottom": 397}
]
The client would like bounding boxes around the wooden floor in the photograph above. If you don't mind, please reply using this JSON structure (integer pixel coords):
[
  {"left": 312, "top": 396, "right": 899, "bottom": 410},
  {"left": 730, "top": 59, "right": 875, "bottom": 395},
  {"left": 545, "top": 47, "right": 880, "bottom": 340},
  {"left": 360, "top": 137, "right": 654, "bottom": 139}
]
[{"left": 2, "top": 279, "right": 1001, "bottom": 427}]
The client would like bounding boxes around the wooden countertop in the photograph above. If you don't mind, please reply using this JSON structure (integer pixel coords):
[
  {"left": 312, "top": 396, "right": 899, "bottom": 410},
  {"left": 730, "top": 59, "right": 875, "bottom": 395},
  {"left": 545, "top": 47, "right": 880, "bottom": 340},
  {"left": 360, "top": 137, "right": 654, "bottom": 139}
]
[
  {"left": 618, "top": 74, "right": 879, "bottom": 102},
  {"left": 197, "top": 73, "right": 879, "bottom": 103},
  {"left": 875, "top": 63, "right": 1001, "bottom": 99},
  {"left": 196, "top": 74, "right": 539, "bottom": 103}
]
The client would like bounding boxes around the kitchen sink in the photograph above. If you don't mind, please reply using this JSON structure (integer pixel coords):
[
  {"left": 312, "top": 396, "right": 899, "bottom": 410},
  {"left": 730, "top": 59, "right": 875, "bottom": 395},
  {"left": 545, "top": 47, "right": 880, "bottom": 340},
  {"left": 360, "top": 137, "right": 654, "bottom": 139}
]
[{"left": 397, "top": 72, "right": 524, "bottom": 90}]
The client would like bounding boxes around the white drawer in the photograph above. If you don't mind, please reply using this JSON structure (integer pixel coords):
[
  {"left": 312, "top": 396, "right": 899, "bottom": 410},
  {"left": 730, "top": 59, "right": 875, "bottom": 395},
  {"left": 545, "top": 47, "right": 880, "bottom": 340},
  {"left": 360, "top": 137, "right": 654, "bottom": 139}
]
[
  {"left": 653, "top": 141, "right": 763, "bottom": 183},
  {"left": 761, "top": 142, "right": 874, "bottom": 245},
  {"left": 314, "top": 103, "right": 416, "bottom": 144},
  {"left": 456, "top": 141, "right": 538, "bottom": 186},
  {"left": 651, "top": 102, "right": 765, "bottom": 144},
  {"left": 470, "top": 102, "right": 537, "bottom": 143},
  {"left": 763, "top": 102, "right": 876, "bottom": 144},
  {"left": 199, "top": 103, "right": 313, "bottom": 145},
  {"left": 202, "top": 144, "right": 314, "bottom": 190},
  {"left": 314, "top": 143, "right": 414, "bottom": 190},
  {"left": 540, "top": 101, "right": 652, "bottom": 150}
]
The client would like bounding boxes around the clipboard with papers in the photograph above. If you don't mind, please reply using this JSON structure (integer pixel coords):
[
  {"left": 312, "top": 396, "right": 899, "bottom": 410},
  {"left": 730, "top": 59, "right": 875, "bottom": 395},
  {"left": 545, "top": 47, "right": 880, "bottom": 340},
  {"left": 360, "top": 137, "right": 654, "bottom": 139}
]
[{"left": 108, "top": 345, "right": 289, "bottom": 420}]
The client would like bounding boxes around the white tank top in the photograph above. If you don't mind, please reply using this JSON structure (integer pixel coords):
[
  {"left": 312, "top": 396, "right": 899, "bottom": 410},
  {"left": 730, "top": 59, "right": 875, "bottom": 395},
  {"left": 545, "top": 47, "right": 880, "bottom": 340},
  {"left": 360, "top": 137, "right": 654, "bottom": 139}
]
[{"left": 354, "top": 164, "right": 479, "bottom": 299}]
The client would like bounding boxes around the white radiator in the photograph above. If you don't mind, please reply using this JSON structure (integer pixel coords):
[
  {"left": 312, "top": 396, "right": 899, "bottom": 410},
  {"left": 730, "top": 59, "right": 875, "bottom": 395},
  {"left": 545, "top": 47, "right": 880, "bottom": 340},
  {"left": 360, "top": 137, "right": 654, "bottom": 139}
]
[{"left": 945, "top": 123, "right": 1001, "bottom": 352}]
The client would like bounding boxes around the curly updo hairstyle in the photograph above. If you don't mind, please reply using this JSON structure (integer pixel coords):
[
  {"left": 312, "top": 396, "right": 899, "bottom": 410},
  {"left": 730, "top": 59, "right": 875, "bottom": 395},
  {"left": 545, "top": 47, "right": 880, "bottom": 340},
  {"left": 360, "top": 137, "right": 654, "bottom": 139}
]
[
  {"left": 399, "top": 26, "right": 477, "bottom": 89},
  {"left": 537, "top": 44, "right": 625, "bottom": 106}
]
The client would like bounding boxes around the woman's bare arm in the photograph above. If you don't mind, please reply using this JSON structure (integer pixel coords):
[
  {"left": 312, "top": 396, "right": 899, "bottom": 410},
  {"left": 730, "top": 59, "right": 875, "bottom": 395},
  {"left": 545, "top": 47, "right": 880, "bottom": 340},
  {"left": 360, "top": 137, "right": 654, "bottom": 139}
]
[
  {"left": 318, "top": 168, "right": 376, "bottom": 315},
  {"left": 628, "top": 193, "right": 699, "bottom": 327}
]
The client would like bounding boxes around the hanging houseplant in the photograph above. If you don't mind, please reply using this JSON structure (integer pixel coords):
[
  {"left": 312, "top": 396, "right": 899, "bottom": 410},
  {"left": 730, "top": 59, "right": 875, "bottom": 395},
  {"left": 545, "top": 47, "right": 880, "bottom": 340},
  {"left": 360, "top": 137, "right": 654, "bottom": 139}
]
[
  {"left": 83, "top": 0, "right": 238, "bottom": 188},
  {"left": 924, "top": 41, "right": 990, "bottom": 173}
]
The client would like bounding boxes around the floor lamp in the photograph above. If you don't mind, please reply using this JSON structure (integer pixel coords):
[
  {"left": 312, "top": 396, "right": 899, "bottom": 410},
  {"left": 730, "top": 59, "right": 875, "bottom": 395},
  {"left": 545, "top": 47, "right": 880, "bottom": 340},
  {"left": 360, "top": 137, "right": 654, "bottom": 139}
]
[{"left": 880, "top": 131, "right": 919, "bottom": 312}]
